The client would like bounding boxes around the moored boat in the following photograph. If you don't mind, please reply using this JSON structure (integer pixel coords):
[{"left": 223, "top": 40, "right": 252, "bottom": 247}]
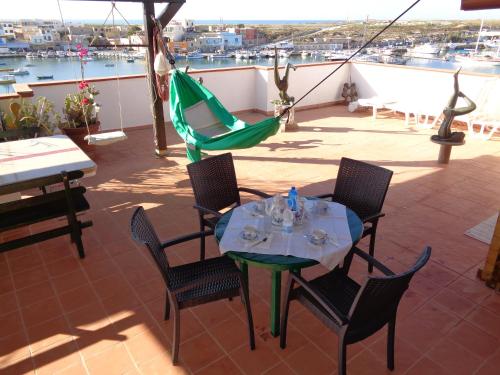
[
  {"left": 12, "top": 68, "right": 29, "bottom": 76},
  {"left": 37, "top": 75, "right": 54, "bottom": 80},
  {"left": 0, "top": 75, "right": 16, "bottom": 84}
]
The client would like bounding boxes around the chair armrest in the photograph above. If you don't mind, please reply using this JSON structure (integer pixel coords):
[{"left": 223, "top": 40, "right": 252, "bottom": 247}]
[
  {"left": 362, "top": 212, "right": 385, "bottom": 223},
  {"left": 160, "top": 229, "right": 214, "bottom": 249},
  {"left": 171, "top": 270, "right": 241, "bottom": 294},
  {"left": 310, "top": 193, "right": 334, "bottom": 200},
  {"left": 352, "top": 247, "right": 395, "bottom": 276},
  {"left": 290, "top": 272, "right": 349, "bottom": 325},
  {"left": 193, "top": 204, "right": 223, "bottom": 218},
  {"left": 238, "top": 187, "right": 271, "bottom": 199}
]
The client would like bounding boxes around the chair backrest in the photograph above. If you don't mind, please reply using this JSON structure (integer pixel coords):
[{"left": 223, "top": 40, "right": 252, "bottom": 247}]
[
  {"left": 332, "top": 157, "right": 393, "bottom": 221},
  {"left": 130, "top": 207, "right": 170, "bottom": 284},
  {"left": 186, "top": 152, "right": 241, "bottom": 212},
  {"left": 346, "top": 247, "right": 431, "bottom": 340}
]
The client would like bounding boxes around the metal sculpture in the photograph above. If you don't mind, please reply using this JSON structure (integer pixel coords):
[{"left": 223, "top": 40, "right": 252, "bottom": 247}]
[
  {"left": 433, "top": 68, "right": 476, "bottom": 143},
  {"left": 274, "top": 47, "right": 297, "bottom": 105}
]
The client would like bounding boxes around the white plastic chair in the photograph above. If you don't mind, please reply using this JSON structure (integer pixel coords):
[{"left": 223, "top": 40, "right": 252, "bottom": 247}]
[{"left": 466, "top": 78, "right": 500, "bottom": 141}]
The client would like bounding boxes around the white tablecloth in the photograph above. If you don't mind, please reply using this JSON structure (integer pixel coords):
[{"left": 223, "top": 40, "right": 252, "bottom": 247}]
[{"left": 219, "top": 200, "right": 353, "bottom": 270}]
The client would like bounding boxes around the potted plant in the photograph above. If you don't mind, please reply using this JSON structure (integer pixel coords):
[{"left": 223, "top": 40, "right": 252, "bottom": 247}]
[
  {"left": 56, "top": 44, "right": 100, "bottom": 151},
  {"left": 1, "top": 97, "right": 56, "bottom": 141}
]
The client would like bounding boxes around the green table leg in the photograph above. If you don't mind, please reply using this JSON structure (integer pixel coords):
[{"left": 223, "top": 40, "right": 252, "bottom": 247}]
[{"left": 270, "top": 270, "right": 281, "bottom": 337}]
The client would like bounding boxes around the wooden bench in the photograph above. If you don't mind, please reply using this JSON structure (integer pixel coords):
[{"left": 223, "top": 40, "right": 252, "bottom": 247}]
[{"left": 0, "top": 170, "right": 92, "bottom": 258}]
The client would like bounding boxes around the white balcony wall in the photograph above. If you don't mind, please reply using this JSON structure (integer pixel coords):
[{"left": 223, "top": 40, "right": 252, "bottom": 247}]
[
  {"left": 29, "top": 76, "right": 154, "bottom": 131},
  {"left": 188, "top": 67, "right": 257, "bottom": 113},
  {"left": 351, "top": 62, "right": 496, "bottom": 114},
  {"left": 1, "top": 63, "right": 497, "bottom": 133},
  {"left": 277, "top": 62, "right": 350, "bottom": 113}
]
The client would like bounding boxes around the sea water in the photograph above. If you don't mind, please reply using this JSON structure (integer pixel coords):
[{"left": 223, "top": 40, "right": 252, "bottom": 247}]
[{"left": 1, "top": 54, "right": 499, "bottom": 95}]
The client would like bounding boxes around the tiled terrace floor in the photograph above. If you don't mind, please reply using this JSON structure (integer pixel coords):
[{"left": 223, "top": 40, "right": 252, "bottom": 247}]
[{"left": 1, "top": 105, "right": 500, "bottom": 375}]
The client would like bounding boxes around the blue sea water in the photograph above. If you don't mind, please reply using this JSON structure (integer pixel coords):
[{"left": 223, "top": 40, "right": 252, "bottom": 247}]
[{"left": 0, "top": 54, "right": 499, "bottom": 95}]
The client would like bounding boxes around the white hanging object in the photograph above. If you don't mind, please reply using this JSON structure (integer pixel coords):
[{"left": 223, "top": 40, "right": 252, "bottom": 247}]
[
  {"left": 84, "top": 131, "right": 128, "bottom": 146},
  {"left": 154, "top": 52, "right": 169, "bottom": 77}
]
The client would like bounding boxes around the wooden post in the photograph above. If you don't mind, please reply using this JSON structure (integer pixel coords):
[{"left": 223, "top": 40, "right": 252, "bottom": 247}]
[
  {"left": 478, "top": 211, "right": 500, "bottom": 290},
  {"left": 143, "top": 1, "right": 167, "bottom": 156}
]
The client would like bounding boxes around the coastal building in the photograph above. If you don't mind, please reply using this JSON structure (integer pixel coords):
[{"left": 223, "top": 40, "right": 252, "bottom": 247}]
[
  {"left": 0, "top": 21, "right": 16, "bottom": 40},
  {"left": 195, "top": 31, "right": 242, "bottom": 52},
  {"left": 163, "top": 20, "right": 194, "bottom": 42}
]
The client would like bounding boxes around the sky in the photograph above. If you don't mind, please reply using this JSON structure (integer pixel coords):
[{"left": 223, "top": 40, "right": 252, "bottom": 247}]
[{"left": 1, "top": 0, "right": 500, "bottom": 22}]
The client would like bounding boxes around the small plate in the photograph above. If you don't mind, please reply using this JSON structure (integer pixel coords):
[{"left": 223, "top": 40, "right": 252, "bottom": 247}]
[{"left": 240, "top": 226, "right": 259, "bottom": 241}]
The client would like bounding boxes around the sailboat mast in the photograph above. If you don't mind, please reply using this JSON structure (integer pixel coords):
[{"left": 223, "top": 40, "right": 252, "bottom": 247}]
[{"left": 475, "top": 19, "right": 484, "bottom": 54}]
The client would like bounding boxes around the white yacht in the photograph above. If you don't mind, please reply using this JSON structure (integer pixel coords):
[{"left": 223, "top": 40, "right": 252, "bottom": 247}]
[
  {"left": 412, "top": 43, "right": 441, "bottom": 55},
  {"left": 186, "top": 51, "right": 204, "bottom": 59},
  {"left": 56, "top": 51, "right": 66, "bottom": 58},
  {"left": 278, "top": 50, "right": 291, "bottom": 59},
  {"left": 454, "top": 52, "right": 500, "bottom": 66},
  {"left": 235, "top": 50, "right": 250, "bottom": 59}
]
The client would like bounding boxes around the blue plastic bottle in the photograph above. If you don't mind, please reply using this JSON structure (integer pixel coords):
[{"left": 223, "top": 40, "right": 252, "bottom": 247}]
[{"left": 288, "top": 186, "right": 297, "bottom": 211}]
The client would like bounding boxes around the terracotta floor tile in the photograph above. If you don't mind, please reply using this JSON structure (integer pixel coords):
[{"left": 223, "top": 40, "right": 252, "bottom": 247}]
[
  {"left": 261, "top": 361, "right": 297, "bottom": 375},
  {"left": 465, "top": 306, "right": 500, "bottom": 339},
  {"left": 446, "top": 320, "right": 499, "bottom": 359},
  {"left": 16, "top": 281, "right": 55, "bottom": 308},
  {"left": 0, "top": 331, "right": 30, "bottom": 363},
  {"left": 229, "top": 340, "right": 281, "bottom": 375},
  {"left": 81, "top": 258, "right": 119, "bottom": 281},
  {"left": 137, "top": 353, "right": 189, "bottom": 375},
  {"left": 426, "top": 338, "right": 483, "bottom": 375},
  {"left": 21, "top": 296, "right": 63, "bottom": 328},
  {"left": 286, "top": 343, "right": 336, "bottom": 375},
  {"left": 346, "top": 349, "right": 389, "bottom": 375},
  {"left": 0, "top": 276, "right": 14, "bottom": 296},
  {"left": 405, "top": 356, "right": 451, "bottom": 375},
  {"left": 210, "top": 313, "right": 252, "bottom": 353},
  {"left": 449, "top": 276, "right": 493, "bottom": 304},
  {"left": 475, "top": 349, "right": 500, "bottom": 375},
  {"left": 31, "top": 339, "right": 82, "bottom": 375},
  {"left": 125, "top": 328, "right": 170, "bottom": 365},
  {"left": 25, "top": 316, "right": 72, "bottom": 352},
  {"left": 0, "top": 310, "right": 24, "bottom": 339},
  {"left": 11, "top": 265, "right": 49, "bottom": 290},
  {"left": 430, "top": 288, "right": 477, "bottom": 318},
  {"left": 0, "top": 357, "right": 35, "bottom": 375},
  {"left": 45, "top": 257, "right": 82, "bottom": 278},
  {"left": 368, "top": 336, "right": 421, "bottom": 374},
  {"left": 85, "top": 343, "right": 136, "bottom": 375},
  {"left": 8, "top": 253, "right": 42, "bottom": 275},
  {"left": 0, "top": 291, "right": 18, "bottom": 317},
  {"left": 51, "top": 268, "right": 89, "bottom": 294},
  {"left": 177, "top": 332, "right": 225, "bottom": 372},
  {"left": 195, "top": 355, "right": 244, "bottom": 374},
  {"left": 58, "top": 283, "right": 100, "bottom": 314},
  {"left": 480, "top": 293, "right": 500, "bottom": 315},
  {"left": 108, "top": 306, "right": 158, "bottom": 340}
]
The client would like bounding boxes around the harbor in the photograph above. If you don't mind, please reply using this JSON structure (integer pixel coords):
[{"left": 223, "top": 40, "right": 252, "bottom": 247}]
[{"left": 1, "top": 49, "right": 499, "bottom": 94}]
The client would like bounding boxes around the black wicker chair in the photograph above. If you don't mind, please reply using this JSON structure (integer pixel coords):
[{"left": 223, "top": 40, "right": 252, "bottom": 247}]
[
  {"left": 187, "top": 152, "right": 271, "bottom": 260},
  {"left": 317, "top": 157, "right": 393, "bottom": 272},
  {"left": 130, "top": 207, "right": 255, "bottom": 364},
  {"left": 280, "top": 246, "right": 431, "bottom": 375}
]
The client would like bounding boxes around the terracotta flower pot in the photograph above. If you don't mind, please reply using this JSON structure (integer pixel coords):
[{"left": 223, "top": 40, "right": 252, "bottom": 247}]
[{"left": 61, "top": 122, "right": 100, "bottom": 157}]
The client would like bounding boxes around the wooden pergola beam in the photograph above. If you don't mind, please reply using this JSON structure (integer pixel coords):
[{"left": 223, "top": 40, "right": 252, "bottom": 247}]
[
  {"left": 158, "top": 1, "right": 186, "bottom": 28},
  {"left": 461, "top": 0, "right": 500, "bottom": 10}
]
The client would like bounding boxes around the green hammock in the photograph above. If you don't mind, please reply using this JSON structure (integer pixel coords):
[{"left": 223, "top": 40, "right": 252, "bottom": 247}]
[{"left": 169, "top": 69, "right": 281, "bottom": 162}]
